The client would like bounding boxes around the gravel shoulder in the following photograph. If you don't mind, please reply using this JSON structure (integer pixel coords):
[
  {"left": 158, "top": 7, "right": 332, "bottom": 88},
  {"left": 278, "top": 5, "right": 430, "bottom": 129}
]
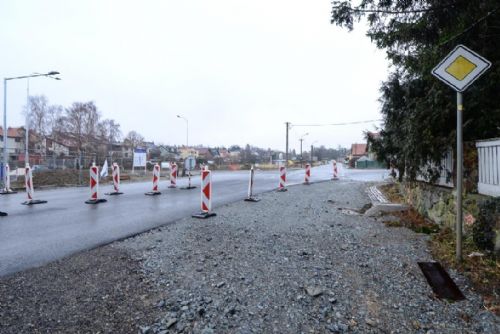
[{"left": 1, "top": 180, "right": 498, "bottom": 333}]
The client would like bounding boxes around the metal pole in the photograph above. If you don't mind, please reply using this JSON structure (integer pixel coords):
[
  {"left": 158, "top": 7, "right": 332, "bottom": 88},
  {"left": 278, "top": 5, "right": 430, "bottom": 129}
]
[
  {"left": 456, "top": 92, "right": 463, "bottom": 262},
  {"left": 310, "top": 144, "right": 313, "bottom": 163},
  {"left": 3, "top": 79, "right": 8, "bottom": 177},
  {"left": 300, "top": 138, "right": 303, "bottom": 168},
  {"left": 186, "top": 118, "right": 189, "bottom": 147},
  {"left": 285, "top": 122, "right": 289, "bottom": 167},
  {"left": 25, "top": 79, "right": 30, "bottom": 167}
]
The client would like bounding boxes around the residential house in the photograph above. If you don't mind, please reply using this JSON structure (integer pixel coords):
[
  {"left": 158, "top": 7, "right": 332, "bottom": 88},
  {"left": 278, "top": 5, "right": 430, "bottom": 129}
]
[
  {"left": 179, "top": 146, "right": 199, "bottom": 159},
  {"left": 348, "top": 143, "right": 367, "bottom": 168},
  {"left": 197, "top": 147, "right": 213, "bottom": 161},
  {"left": 0, "top": 127, "right": 25, "bottom": 157}
]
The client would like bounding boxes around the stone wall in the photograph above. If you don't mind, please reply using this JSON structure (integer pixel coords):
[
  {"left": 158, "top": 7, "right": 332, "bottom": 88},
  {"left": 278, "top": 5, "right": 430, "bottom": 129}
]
[{"left": 397, "top": 182, "right": 499, "bottom": 255}]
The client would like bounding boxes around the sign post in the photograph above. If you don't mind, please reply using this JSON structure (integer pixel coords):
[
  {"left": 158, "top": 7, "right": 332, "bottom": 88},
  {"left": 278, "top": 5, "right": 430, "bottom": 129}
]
[
  {"left": 133, "top": 148, "right": 147, "bottom": 175},
  {"left": 182, "top": 156, "right": 196, "bottom": 190},
  {"left": 432, "top": 45, "right": 491, "bottom": 262}
]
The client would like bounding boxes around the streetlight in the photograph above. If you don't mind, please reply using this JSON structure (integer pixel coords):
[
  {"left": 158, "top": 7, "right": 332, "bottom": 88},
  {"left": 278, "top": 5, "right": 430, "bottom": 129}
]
[
  {"left": 176, "top": 115, "right": 188, "bottom": 147},
  {"left": 299, "top": 132, "right": 309, "bottom": 168},
  {"left": 3, "top": 71, "right": 61, "bottom": 175}
]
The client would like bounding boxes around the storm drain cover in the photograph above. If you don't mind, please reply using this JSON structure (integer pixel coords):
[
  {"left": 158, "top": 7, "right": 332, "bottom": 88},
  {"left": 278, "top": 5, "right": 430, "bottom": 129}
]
[{"left": 418, "top": 262, "right": 465, "bottom": 301}]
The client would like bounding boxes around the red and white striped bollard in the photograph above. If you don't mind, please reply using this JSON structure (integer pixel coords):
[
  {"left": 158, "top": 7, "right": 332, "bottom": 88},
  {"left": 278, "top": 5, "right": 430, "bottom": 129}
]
[
  {"left": 145, "top": 163, "right": 161, "bottom": 195},
  {"left": 22, "top": 164, "right": 48, "bottom": 205},
  {"left": 332, "top": 160, "right": 339, "bottom": 180},
  {"left": 1, "top": 163, "right": 17, "bottom": 194},
  {"left": 85, "top": 163, "right": 107, "bottom": 204},
  {"left": 304, "top": 163, "right": 311, "bottom": 185},
  {"left": 168, "top": 162, "right": 177, "bottom": 188},
  {"left": 277, "top": 165, "right": 287, "bottom": 192},
  {"left": 106, "top": 163, "right": 123, "bottom": 195},
  {"left": 192, "top": 168, "right": 216, "bottom": 218}
]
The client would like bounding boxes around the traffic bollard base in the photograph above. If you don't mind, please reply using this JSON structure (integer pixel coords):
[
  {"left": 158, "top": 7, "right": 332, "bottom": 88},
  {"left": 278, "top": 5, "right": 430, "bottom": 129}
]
[
  {"left": 22, "top": 199, "right": 48, "bottom": 205},
  {"left": 303, "top": 182, "right": 311, "bottom": 185},
  {"left": 85, "top": 198, "right": 107, "bottom": 204},
  {"left": 0, "top": 211, "right": 8, "bottom": 216},
  {"left": 192, "top": 212, "right": 217, "bottom": 219},
  {"left": 277, "top": 188, "right": 288, "bottom": 192},
  {"left": 244, "top": 197, "right": 261, "bottom": 202},
  {"left": 105, "top": 191, "right": 124, "bottom": 196},
  {"left": 181, "top": 186, "right": 197, "bottom": 190},
  {"left": 145, "top": 191, "right": 162, "bottom": 196},
  {"left": 168, "top": 185, "right": 177, "bottom": 189},
  {"left": 331, "top": 177, "right": 339, "bottom": 181},
  {"left": 0, "top": 189, "right": 17, "bottom": 195}
]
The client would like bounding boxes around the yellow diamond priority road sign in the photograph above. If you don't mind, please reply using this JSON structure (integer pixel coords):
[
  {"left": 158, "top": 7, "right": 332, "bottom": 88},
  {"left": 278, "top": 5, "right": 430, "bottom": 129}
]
[{"left": 432, "top": 45, "right": 491, "bottom": 92}]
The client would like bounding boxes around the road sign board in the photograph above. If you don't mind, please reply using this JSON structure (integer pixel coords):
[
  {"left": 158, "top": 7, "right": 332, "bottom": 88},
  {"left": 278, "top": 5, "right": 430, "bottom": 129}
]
[
  {"left": 185, "top": 156, "right": 196, "bottom": 171},
  {"left": 432, "top": 45, "right": 491, "bottom": 92}
]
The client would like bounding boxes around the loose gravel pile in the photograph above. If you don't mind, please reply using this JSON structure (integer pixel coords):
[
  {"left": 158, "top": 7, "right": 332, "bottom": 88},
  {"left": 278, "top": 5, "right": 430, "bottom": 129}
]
[{"left": 118, "top": 181, "right": 499, "bottom": 333}]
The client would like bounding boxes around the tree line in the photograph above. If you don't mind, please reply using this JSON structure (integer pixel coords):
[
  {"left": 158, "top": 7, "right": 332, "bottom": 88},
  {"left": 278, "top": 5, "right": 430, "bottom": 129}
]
[
  {"left": 331, "top": 0, "right": 500, "bottom": 180},
  {"left": 27, "top": 95, "right": 144, "bottom": 154}
]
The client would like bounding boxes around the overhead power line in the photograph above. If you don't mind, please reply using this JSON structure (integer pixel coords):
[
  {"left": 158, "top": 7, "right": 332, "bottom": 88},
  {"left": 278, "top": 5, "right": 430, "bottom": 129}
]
[{"left": 291, "top": 119, "right": 382, "bottom": 127}]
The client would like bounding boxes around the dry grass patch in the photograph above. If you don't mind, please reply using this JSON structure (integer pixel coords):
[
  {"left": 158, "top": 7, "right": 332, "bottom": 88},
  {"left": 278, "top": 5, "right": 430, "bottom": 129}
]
[{"left": 430, "top": 228, "right": 500, "bottom": 315}]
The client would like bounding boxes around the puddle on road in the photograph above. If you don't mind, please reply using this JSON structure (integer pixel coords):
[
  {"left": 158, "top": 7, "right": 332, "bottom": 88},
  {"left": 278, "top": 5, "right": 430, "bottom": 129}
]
[{"left": 337, "top": 203, "right": 373, "bottom": 216}]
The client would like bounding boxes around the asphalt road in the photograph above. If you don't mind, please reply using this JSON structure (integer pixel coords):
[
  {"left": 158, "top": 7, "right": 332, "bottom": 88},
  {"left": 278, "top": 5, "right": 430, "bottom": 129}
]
[{"left": 0, "top": 163, "right": 389, "bottom": 277}]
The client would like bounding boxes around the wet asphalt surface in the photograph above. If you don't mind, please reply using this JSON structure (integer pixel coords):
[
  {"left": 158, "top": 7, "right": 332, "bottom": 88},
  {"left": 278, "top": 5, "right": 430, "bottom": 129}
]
[{"left": 0, "top": 164, "right": 388, "bottom": 277}]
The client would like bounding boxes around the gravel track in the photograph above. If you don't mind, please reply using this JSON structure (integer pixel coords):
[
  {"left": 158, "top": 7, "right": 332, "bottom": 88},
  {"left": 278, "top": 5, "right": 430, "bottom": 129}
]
[
  {"left": 1, "top": 180, "right": 498, "bottom": 333},
  {"left": 119, "top": 181, "right": 499, "bottom": 333}
]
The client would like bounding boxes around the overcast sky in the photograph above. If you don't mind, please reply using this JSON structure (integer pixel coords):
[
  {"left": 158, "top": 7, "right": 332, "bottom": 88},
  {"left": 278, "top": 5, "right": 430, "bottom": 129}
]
[{"left": 0, "top": 0, "right": 388, "bottom": 152}]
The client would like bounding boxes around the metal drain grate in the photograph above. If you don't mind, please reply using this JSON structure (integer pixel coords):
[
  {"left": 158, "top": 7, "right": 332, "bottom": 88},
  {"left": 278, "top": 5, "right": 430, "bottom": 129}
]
[{"left": 418, "top": 262, "right": 465, "bottom": 301}]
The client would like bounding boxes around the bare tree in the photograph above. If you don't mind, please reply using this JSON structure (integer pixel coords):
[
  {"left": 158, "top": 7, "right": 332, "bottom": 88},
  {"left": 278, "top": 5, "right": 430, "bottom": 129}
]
[
  {"left": 64, "top": 101, "right": 102, "bottom": 153},
  {"left": 27, "top": 95, "right": 49, "bottom": 137},
  {"left": 46, "top": 104, "right": 63, "bottom": 135},
  {"left": 97, "top": 119, "right": 122, "bottom": 143},
  {"left": 124, "top": 131, "right": 145, "bottom": 150}
]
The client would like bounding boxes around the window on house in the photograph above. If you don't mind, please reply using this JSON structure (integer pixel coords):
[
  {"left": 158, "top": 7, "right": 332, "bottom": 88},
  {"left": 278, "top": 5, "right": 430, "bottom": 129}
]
[
  {"left": 15, "top": 138, "right": 21, "bottom": 142},
  {"left": 124, "top": 153, "right": 128, "bottom": 157}
]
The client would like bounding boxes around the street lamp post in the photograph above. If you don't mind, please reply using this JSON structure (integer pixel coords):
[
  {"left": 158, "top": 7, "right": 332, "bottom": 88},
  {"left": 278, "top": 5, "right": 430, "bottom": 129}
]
[
  {"left": 176, "top": 115, "right": 188, "bottom": 147},
  {"left": 3, "top": 71, "right": 60, "bottom": 176},
  {"left": 299, "top": 133, "right": 309, "bottom": 168}
]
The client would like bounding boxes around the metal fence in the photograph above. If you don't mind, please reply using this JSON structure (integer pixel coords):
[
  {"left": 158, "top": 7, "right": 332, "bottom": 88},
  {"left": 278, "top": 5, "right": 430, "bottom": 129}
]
[
  {"left": 476, "top": 138, "right": 500, "bottom": 196},
  {"left": 416, "top": 149, "right": 454, "bottom": 188}
]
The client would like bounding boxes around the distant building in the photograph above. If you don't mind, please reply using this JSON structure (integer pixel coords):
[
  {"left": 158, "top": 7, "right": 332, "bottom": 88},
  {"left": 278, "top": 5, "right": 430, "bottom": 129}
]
[
  {"left": 179, "top": 146, "right": 199, "bottom": 159},
  {"left": 350, "top": 143, "right": 367, "bottom": 159},
  {"left": 0, "top": 127, "right": 25, "bottom": 158}
]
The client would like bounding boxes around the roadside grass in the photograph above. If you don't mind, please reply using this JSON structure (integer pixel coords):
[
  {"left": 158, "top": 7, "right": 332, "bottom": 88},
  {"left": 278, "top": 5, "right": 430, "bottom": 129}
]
[
  {"left": 382, "top": 208, "right": 440, "bottom": 234},
  {"left": 380, "top": 182, "right": 500, "bottom": 315}
]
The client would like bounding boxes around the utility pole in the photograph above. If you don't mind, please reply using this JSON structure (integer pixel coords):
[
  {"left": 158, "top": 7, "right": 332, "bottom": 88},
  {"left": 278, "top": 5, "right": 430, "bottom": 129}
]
[
  {"left": 310, "top": 144, "right": 313, "bottom": 163},
  {"left": 285, "top": 122, "right": 290, "bottom": 167},
  {"left": 299, "top": 138, "right": 304, "bottom": 168}
]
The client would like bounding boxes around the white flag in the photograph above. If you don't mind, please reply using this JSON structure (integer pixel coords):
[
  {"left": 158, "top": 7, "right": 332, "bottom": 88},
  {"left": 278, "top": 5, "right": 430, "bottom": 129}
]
[{"left": 100, "top": 159, "right": 109, "bottom": 178}]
